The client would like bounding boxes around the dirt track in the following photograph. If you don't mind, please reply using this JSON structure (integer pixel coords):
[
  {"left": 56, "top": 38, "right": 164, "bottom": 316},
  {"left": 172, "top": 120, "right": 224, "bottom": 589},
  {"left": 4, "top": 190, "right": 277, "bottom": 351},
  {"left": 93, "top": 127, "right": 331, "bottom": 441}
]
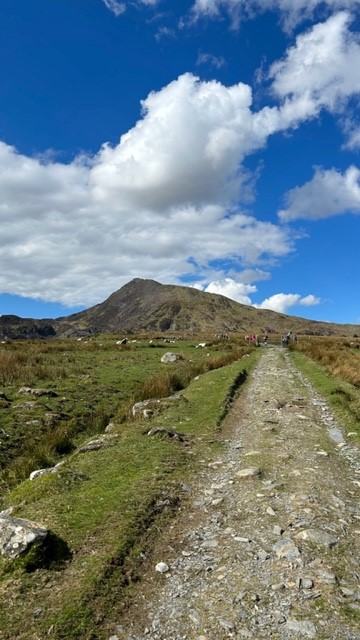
[{"left": 112, "top": 347, "right": 360, "bottom": 640}]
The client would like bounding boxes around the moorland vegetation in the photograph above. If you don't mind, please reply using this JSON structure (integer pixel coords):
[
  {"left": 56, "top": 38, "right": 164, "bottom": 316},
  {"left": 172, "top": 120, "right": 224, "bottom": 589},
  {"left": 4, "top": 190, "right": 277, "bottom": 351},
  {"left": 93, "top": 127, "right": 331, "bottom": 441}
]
[{"left": 0, "top": 332, "right": 359, "bottom": 638}]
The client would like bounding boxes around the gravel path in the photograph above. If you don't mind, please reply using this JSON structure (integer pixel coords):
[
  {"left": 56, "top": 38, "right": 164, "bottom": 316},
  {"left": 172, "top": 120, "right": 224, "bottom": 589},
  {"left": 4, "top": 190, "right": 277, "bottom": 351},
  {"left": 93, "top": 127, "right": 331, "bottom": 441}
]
[{"left": 112, "top": 347, "right": 360, "bottom": 640}]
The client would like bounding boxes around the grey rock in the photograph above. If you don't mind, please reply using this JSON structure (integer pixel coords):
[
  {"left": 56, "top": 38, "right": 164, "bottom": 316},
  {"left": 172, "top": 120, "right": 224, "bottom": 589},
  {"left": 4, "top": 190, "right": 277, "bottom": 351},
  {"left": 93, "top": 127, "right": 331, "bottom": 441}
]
[
  {"left": 315, "top": 569, "right": 337, "bottom": 584},
  {"left": 300, "top": 578, "right": 314, "bottom": 590},
  {"left": 273, "top": 525, "right": 284, "bottom": 535},
  {"left": 155, "top": 561, "right": 169, "bottom": 574},
  {"left": 132, "top": 398, "right": 161, "bottom": 417},
  {"left": 235, "top": 467, "right": 261, "bottom": 479},
  {"left": 161, "top": 352, "right": 181, "bottom": 364},
  {"left": 0, "top": 514, "right": 48, "bottom": 559},
  {"left": 211, "top": 497, "right": 224, "bottom": 506},
  {"left": 273, "top": 538, "right": 301, "bottom": 560},
  {"left": 29, "top": 467, "right": 57, "bottom": 480},
  {"left": 295, "top": 528, "right": 338, "bottom": 548},
  {"left": 77, "top": 439, "right": 108, "bottom": 453},
  {"left": 219, "top": 618, "right": 235, "bottom": 630},
  {"left": 18, "top": 386, "right": 57, "bottom": 397},
  {"left": 285, "top": 619, "right": 317, "bottom": 637}
]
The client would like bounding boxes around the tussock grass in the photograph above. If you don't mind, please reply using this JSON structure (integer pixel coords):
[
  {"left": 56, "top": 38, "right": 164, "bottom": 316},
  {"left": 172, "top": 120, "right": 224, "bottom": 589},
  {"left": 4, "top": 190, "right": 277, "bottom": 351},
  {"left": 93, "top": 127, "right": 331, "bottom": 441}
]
[
  {"left": 291, "top": 336, "right": 360, "bottom": 387},
  {"left": 289, "top": 340, "right": 360, "bottom": 437},
  {"left": 0, "top": 350, "right": 28, "bottom": 384}
]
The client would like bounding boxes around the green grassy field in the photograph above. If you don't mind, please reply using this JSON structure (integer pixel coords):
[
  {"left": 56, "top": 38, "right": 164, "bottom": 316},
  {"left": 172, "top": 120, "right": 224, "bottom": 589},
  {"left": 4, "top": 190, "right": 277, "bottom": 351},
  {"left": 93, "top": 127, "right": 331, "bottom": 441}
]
[{"left": 0, "top": 335, "right": 252, "bottom": 490}]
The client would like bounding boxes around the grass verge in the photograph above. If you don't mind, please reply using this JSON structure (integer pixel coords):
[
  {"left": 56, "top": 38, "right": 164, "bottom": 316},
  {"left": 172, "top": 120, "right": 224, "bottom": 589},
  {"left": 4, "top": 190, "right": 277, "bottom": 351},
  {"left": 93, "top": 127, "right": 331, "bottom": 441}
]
[{"left": 289, "top": 350, "right": 360, "bottom": 439}]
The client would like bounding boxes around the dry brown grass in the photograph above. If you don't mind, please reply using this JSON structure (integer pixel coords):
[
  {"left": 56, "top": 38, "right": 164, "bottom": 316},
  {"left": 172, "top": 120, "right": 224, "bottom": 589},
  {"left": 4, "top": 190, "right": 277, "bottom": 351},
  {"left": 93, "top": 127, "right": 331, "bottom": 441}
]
[
  {"left": 0, "top": 350, "right": 28, "bottom": 384},
  {"left": 291, "top": 336, "right": 360, "bottom": 387}
]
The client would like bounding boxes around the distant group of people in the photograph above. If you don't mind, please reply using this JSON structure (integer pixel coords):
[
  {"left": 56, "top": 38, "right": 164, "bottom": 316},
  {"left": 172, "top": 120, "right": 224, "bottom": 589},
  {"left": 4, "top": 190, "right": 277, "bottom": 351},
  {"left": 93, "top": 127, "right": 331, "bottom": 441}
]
[
  {"left": 245, "top": 331, "right": 297, "bottom": 347},
  {"left": 281, "top": 331, "right": 298, "bottom": 346},
  {"left": 245, "top": 334, "right": 268, "bottom": 346}
]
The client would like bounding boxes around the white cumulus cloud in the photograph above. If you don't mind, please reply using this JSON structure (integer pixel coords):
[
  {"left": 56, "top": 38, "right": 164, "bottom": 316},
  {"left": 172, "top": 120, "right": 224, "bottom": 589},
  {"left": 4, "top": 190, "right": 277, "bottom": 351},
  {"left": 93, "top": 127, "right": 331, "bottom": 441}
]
[
  {"left": 269, "top": 12, "right": 360, "bottom": 123},
  {"left": 204, "top": 277, "right": 257, "bottom": 304},
  {"left": 90, "top": 73, "right": 262, "bottom": 211},
  {"left": 254, "top": 292, "right": 321, "bottom": 313},
  {"left": 278, "top": 165, "right": 360, "bottom": 221}
]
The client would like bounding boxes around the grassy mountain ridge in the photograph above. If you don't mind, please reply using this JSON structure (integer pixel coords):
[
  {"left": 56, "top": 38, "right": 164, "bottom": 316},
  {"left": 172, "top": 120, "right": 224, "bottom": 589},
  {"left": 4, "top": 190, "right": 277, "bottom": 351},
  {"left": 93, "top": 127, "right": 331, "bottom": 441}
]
[{"left": 1, "top": 278, "right": 359, "bottom": 338}]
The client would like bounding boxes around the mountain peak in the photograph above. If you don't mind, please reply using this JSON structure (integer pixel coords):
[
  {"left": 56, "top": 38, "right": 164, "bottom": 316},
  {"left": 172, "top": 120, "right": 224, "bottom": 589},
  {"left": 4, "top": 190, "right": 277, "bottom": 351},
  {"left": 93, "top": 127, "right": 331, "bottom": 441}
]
[{"left": 1, "top": 279, "right": 358, "bottom": 339}]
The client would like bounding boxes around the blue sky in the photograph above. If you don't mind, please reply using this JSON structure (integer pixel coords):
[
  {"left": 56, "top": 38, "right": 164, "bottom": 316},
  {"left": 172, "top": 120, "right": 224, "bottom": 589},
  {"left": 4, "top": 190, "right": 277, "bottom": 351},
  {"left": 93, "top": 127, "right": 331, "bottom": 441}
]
[{"left": 1, "top": 0, "right": 360, "bottom": 324}]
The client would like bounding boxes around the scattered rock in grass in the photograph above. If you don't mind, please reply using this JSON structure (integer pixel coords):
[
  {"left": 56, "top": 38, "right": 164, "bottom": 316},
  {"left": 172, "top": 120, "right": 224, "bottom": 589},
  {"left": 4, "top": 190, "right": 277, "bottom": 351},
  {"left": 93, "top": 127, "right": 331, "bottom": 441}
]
[
  {"left": 298, "top": 578, "right": 314, "bottom": 589},
  {"left": 235, "top": 467, "right": 261, "bottom": 479},
  {"left": 132, "top": 398, "right": 161, "bottom": 417},
  {"left": 77, "top": 439, "right": 109, "bottom": 453},
  {"left": 132, "top": 393, "right": 184, "bottom": 419},
  {"left": 0, "top": 514, "right": 48, "bottom": 559},
  {"left": 18, "top": 387, "right": 58, "bottom": 397},
  {"left": 160, "top": 352, "right": 181, "bottom": 364},
  {"left": 29, "top": 468, "right": 57, "bottom": 481},
  {"left": 155, "top": 561, "right": 169, "bottom": 574},
  {"left": 146, "top": 427, "right": 187, "bottom": 442}
]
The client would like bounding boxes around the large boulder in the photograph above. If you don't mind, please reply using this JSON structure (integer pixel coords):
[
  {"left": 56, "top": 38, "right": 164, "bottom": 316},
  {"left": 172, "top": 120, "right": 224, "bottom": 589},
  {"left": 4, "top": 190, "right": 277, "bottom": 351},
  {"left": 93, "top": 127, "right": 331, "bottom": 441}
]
[{"left": 0, "top": 514, "right": 48, "bottom": 559}]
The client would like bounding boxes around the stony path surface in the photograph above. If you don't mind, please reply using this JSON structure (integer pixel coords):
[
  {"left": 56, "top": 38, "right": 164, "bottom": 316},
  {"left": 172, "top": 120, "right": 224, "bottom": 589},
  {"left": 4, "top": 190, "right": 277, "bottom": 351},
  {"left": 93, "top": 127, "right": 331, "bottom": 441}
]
[{"left": 112, "top": 347, "right": 360, "bottom": 640}]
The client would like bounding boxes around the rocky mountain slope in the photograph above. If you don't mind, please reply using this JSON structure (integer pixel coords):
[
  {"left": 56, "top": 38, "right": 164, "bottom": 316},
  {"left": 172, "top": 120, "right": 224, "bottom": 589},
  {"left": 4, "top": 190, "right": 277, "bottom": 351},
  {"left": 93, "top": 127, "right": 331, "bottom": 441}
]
[{"left": 1, "top": 278, "right": 359, "bottom": 339}]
